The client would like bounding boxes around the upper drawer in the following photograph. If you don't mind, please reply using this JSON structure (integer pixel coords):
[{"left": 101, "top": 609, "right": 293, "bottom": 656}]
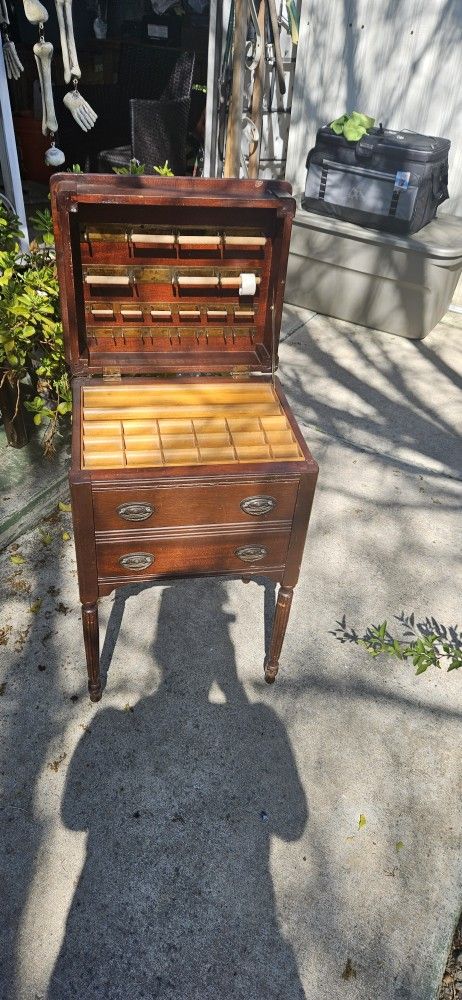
[{"left": 92, "top": 479, "right": 299, "bottom": 532}]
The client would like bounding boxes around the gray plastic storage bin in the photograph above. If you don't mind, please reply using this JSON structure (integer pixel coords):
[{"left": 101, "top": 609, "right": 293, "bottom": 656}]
[{"left": 285, "top": 209, "right": 462, "bottom": 339}]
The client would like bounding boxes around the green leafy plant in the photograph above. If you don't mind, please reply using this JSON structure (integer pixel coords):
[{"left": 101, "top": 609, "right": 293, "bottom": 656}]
[
  {"left": 30, "top": 207, "right": 54, "bottom": 246},
  {"left": 331, "top": 613, "right": 462, "bottom": 674},
  {"left": 0, "top": 202, "right": 70, "bottom": 454},
  {"left": 113, "top": 160, "right": 174, "bottom": 177},
  {"left": 113, "top": 159, "right": 146, "bottom": 175},
  {"left": 153, "top": 161, "right": 174, "bottom": 176},
  {"left": 330, "top": 111, "right": 375, "bottom": 141},
  {"left": 0, "top": 201, "right": 23, "bottom": 252}
]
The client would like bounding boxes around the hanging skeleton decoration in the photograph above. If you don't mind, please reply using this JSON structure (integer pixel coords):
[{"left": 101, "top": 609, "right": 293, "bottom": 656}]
[
  {"left": 22, "top": 0, "right": 97, "bottom": 166},
  {"left": 0, "top": 0, "right": 24, "bottom": 80},
  {"left": 22, "top": 0, "right": 65, "bottom": 164},
  {"left": 55, "top": 0, "right": 79, "bottom": 83},
  {"left": 63, "top": 82, "right": 97, "bottom": 132},
  {"left": 55, "top": 0, "right": 97, "bottom": 132}
]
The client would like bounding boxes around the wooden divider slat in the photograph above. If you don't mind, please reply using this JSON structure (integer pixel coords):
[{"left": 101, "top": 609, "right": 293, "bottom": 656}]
[
  {"left": 84, "top": 404, "right": 279, "bottom": 421},
  {"left": 83, "top": 384, "right": 275, "bottom": 406}
]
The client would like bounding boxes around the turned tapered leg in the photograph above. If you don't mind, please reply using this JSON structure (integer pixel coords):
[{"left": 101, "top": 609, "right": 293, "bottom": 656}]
[
  {"left": 82, "top": 602, "right": 102, "bottom": 701},
  {"left": 264, "top": 586, "right": 293, "bottom": 683}
]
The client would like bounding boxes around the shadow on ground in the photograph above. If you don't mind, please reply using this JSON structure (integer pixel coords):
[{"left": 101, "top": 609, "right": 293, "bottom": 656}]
[
  {"left": 47, "top": 580, "right": 309, "bottom": 1000},
  {"left": 280, "top": 317, "right": 462, "bottom": 480}
]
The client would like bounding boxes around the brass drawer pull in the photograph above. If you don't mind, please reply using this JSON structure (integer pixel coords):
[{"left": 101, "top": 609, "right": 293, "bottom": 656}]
[
  {"left": 119, "top": 552, "right": 154, "bottom": 571},
  {"left": 235, "top": 545, "right": 267, "bottom": 563},
  {"left": 117, "top": 502, "right": 155, "bottom": 522},
  {"left": 240, "top": 496, "right": 277, "bottom": 516}
]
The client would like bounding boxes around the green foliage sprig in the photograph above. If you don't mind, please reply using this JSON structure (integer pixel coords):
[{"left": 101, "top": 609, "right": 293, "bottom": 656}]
[
  {"left": 0, "top": 202, "right": 23, "bottom": 251},
  {"left": 113, "top": 160, "right": 174, "bottom": 176},
  {"left": 113, "top": 158, "right": 146, "bottom": 175},
  {"left": 0, "top": 202, "right": 70, "bottom": 454},
  {"left": 330, "top": 111, "right": 375, "bottom": 141},
  {"left": 153, "top": 161, "right": 174, "bottom": 176},
  {"left": 331, "top": 613, "right": 462, "bottom": 674}
]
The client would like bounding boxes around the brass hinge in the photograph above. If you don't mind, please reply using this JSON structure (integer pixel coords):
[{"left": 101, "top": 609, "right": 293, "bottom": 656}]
[{"left": 102, "top": 367, "right": 122, "bottom": 381}]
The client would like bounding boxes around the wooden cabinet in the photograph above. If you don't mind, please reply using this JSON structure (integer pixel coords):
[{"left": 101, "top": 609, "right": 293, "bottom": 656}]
[{"left": 51, "top": 175, "right": 318, "bottom": 701}]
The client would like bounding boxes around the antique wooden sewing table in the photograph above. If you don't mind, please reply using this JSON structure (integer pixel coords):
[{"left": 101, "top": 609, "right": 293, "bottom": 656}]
[{"left": 51, "top": 175, "right": 318, "bottom": 701}]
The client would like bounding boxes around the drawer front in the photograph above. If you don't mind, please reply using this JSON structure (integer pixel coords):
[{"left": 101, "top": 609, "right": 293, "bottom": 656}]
[
  {"left": 92, "top": 480, "right": 298, "bottom": 532},
  {"left": 96, "top": 530, "right": 290, "bottom": 582}
]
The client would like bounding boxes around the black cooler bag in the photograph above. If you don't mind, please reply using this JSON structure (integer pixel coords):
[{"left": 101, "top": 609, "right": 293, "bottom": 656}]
[{"left": 302, "top": 126, "right": 450, "bottom": 235}]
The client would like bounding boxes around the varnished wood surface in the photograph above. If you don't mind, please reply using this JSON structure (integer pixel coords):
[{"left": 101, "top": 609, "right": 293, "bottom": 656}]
[
  {"left": 81, "top": 382, "right": 304, "bottom": 470},
  {"left": 50, "top": 175, "right": 295, "bottom": 377},
  {"left": 51, "top": 176, "right": 318, "bottom": 698},
  {"left": 264, "top": 586, "right": 294, "bottom": 683},
  {"left": 96, "top": 528, "right": 291, "bottom": 583},
  {"left": 92, "top": 478, "right": 299, "bottom": 533}
]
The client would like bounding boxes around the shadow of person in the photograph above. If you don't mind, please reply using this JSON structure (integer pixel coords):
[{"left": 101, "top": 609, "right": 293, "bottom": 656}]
[{"left": 48, "top": 579, "right": 308, "bottom": 1000}]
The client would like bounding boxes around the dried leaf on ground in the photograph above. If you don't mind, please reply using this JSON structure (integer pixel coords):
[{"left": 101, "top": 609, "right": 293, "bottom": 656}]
[
  {"left": 47, "top": 753, "right": 67, "bottom": 772},
  {"left": 342, "top": 958, "right": 357, "bottom": 980},
  {"left": 14, "top": 625, "right": 31, "bottom": 652},
  {"left": 7, "top": 574, "right": 31, "bottom": 595},
  {"left": 0, "top": 626, "right": 13, "bottom": 645}
]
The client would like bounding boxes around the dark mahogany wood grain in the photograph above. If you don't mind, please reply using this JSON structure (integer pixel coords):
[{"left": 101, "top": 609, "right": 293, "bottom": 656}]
[
  {"left": 92, "top": 479, "right": 298, "bottom": 533},
  {"left": 82, "top": 603, "right": 102, "bottom": 701},
  {"left": 95, "top": 528, "right": 291, "bottom": 583},
  {"left": 50, "top": 175, "right": 295, "bottom": 377},
  {"left": 55, "top": 177, "right": 318, "bottom": 700},
  {"left": 264, "top": 586, "right": 293, "bottom": 683}
]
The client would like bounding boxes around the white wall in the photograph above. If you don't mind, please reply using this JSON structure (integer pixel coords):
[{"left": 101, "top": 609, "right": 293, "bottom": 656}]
[{"left": 286, "top": 0, "right": 462, "bottom": 215}]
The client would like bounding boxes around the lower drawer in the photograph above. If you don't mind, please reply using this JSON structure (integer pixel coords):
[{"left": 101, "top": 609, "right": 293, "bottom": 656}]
[{"left": 96, "top": 530, "right": 290, "bottom": 582}]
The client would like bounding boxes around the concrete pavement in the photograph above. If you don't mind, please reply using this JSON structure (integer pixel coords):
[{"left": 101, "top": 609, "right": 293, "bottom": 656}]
[{"left": 1, "top": 307, "right": 461, "bottom": 1000}]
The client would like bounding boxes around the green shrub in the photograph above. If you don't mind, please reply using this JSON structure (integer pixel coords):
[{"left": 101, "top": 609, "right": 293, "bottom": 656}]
[{"left": 0, "top": 203, "right": 70, "bottom": 454}]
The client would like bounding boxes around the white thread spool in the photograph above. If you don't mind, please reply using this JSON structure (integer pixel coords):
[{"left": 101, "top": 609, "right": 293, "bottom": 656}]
[{"left": 239, "top": 272, "right": 257, "bottom": 296}]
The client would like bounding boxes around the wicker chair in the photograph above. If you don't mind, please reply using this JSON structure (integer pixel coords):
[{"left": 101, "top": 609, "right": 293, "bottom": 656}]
[
  {"left": 130, "top": 96, "right": 191, "bottom": 175},
  {"left": 97, "top": 51, "right": 195, "bottom": 175}
]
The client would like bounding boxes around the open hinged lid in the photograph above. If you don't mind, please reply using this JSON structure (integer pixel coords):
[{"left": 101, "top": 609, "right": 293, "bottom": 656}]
[{"left": 50, "top": 175, "right": 296, "bottom": 378}]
